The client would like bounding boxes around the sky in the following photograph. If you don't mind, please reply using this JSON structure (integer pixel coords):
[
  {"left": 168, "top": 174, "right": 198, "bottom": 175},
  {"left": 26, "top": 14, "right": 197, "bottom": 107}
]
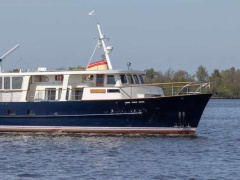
[{"left": 0, "top": 0, "right": 239, "bottom": 75}]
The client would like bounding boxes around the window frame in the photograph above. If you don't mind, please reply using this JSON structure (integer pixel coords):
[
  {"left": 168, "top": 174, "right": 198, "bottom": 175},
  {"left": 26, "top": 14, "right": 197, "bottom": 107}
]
[
  {"left": 45, "top": 88, "right": 56, "bottom": 101},
  {"left": 120, "top": 74, "right": 127, "bottom": 84},
  {"left": 133, "top": 75, "right": 140, "bottom": 84},
  {"left": 107, "top": 75, "right": 116, "bottom": 85},
  {"left": 127, "top": 74, "right": 134, "bottom": 84},
  {"left": 139, "top": 74, "right": 145, "bottom": 84},
  {"left": 12, "top": 76, "right": 23, "bottom": 89}
]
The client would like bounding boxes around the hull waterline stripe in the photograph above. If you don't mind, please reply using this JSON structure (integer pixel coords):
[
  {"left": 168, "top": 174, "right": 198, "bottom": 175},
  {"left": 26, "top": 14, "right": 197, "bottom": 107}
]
[
  {"left": 0, "top": 126, "right": 196, "bottom": 135},
  {"left": 0, "top": 112, "right": 142, "bottom": 118}
]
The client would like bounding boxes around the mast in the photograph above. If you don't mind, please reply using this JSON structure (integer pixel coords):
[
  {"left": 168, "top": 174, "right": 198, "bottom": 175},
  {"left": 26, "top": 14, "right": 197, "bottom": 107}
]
[
  {"left": 0, "top": 44, "right": 20, "bottom": 72},
  {"left": 97, "top": 23, "right": 113, "bottom": 70}
]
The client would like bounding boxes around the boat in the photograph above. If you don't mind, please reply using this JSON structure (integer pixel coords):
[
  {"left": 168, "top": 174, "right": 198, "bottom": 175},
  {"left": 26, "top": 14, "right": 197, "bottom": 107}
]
[{"left": 0, "top": 18, "right": 212, "bottom": 135}]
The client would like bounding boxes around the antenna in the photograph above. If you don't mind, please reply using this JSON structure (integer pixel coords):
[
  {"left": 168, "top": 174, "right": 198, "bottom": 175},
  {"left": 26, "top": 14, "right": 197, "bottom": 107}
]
[
  {"left": 88, "top": 10, "right": 113, "bottom": 70},
  {"left": 0, "top": 44, "right": 20, "bottom": 72}
]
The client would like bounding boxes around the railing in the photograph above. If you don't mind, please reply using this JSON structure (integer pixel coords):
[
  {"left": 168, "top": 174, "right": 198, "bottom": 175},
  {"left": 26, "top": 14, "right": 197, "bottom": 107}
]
[
  {"left": 26, "top": 89, "right": 83, "bottom": 101},
  {"left": 119, "top": 82, "right": 211, "bottom": 97}
]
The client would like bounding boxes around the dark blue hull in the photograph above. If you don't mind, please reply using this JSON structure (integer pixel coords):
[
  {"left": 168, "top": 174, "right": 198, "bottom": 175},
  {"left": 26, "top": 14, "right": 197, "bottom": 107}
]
[{"left": 0, "top": 94, "right": 211, "bottom": 134}]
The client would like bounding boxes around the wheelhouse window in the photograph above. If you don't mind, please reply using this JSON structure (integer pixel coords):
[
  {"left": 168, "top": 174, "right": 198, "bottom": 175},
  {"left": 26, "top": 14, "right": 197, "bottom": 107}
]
[
  {"left": 133, "top": 75, "right": 140, "bottom": 84},
  {"left": 45, "top": 88, "right": 56, "bottom": 100},
  {"left": 12, "top": 77, "right": 23, "bottom": 89},
  {"left": 84, "top": 75, "right": 94, "bottom": 81},
  {"left": 4, "top": 77, "right": 10, "bottom": 89},
  {"left": 120, "top": 74, "right": 127, "bottom": 84},
  {"left": 107, "top": 75, "right": 116, "bottom": 84},
  {"left": 96, "top": 74, "right": 104, "bottom": 87},
  {"left": 127, "top": 74, "right": 134, "bottom": 84},
  {"left": 139, "top": 75, "right": 145, "bottom": 84}
]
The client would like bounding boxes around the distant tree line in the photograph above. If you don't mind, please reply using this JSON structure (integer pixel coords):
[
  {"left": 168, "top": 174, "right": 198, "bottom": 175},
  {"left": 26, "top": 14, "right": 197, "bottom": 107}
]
[{"left": 144, "top": 66, "right": 240, "bottom": 98}]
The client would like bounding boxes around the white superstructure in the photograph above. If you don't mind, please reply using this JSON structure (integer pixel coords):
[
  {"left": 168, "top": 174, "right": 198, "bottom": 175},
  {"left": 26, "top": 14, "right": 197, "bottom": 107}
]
[{"left": 0, "top": 69, "right": 164, "bottom": 102}]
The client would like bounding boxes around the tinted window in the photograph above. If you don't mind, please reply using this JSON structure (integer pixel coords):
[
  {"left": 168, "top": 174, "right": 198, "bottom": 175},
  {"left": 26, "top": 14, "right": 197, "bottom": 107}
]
[
  {"left": 127, "top": 74, "right": 134, "bottom": 84},
  {"left": 133, "top": 75, "right": 140, "bottom": 84},
  {"left": 107, "top": 89, "right": 120, "bottom": 93},
  {"left": 120, "top": 74, "right": 127, "bottom": 84},
  {"left": 107, "top": 75, "right": 116, "bottom": 84},
  {"left": 0, "top": 77, "right": 2, "bottom": 89},
  {"left": 12, "top": 77, "right": 23, "bottom": 89},
  {"left": 139, "top": 75, "right": 145, "bottom": 84}
]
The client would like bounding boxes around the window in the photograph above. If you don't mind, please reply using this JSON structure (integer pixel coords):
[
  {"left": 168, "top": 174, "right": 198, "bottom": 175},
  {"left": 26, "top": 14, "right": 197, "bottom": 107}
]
[
  {"left": 34, "top": 75, "right": 49, "bottom": 82},
  {"left": 45, "top": 88, "right": 56, "bottom": 100},
  {"left": 4, "top": 77, "right": 10, "bottom": 89},
  {"left": 12, "top": 77, "right": 23, "bottom": 89},
  {"left": 34, "top": 91, "right": 43, "bottom": 100},
  {"left": 133, "top": 75, "right": 140, "bottom": 84},
  {"left": 96, "top": 74, "right": 104, "bottom": 87},
  {"left": 107, "top": 89, "right": 120, "bottom": 93},
  {"left": 107, "top": 75, "right": 116, "bottom": 84},
  {"left": 8, "top": 110, "right": 16, "bottom": 115},
  {"left": 34, "top": 75, "right": 40, "bottom": 82},
  {"left": 84, "top": 75, "right": 94, "bottom": 81},
  {"left": 139, "top": 75, "right": 145, "bottom": 84},
  {"left": 127, "top": 74, "right": 134, "bottom": 84},
  {"left": 75, "top": 88, "right": 83, "bottom": 100},
  {"left": 28, "top": 110, "right": 36, "bottom": 115},
  {"left": 0, "top": 77, "right": 2, "bottom": 89},
  {"left": 120, "top": 74, "right": 127, "bottom": 84}
]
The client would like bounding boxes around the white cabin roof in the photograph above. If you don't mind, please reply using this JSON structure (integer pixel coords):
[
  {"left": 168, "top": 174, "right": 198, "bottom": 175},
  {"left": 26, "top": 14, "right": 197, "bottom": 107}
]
[{"left": 0, "top": 69, "right": 145, "bottom": 76}]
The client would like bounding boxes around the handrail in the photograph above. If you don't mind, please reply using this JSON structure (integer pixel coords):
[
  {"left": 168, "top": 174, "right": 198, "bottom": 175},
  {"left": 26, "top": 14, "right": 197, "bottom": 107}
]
[
  {"left": 118, "top": 82, "right": 192, "bottom": 88},
  {"left": 176, "top": 82, "right": 211, "bottom": 95},
  {"left": 118, "top": 81, "right": 211, "bottom": 96}
]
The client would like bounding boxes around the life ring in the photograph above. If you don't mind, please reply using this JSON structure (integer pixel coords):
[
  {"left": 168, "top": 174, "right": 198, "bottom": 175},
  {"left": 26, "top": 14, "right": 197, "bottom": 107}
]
[{"left": 55, "top": 75, "right": 64, "bottom": 81}]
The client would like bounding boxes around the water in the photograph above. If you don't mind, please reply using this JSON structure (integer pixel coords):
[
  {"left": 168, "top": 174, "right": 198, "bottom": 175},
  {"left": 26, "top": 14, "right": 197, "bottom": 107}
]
[{"left": 0, "top": 99, "right": 240, "bottom": 179}]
